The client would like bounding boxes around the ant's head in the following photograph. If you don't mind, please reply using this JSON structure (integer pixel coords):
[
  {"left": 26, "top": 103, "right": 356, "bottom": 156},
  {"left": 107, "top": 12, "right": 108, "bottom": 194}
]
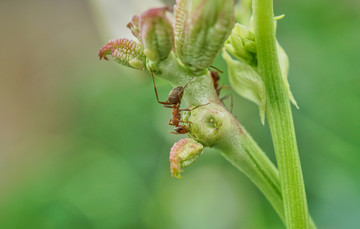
[{"left": 174, "top": 126, "right": 188, "bottom": 134}]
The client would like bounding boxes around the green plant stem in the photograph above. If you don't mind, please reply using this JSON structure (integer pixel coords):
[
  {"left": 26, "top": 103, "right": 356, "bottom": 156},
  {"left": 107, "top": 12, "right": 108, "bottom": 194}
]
[
  {"left": 219, "top": 126, "right": 317, "bottom": 229},
  {"left": 252, "top": 0, "right": 310, "bottom": 228},
  {"left": 219, "top": 127, "right": 285, "bottom": 222}
]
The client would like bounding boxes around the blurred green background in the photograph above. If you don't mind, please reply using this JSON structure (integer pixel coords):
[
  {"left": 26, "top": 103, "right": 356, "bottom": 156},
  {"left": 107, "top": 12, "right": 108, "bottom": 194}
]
[{"left": 0, "top": 0, "right": 359, "bottom": 228}]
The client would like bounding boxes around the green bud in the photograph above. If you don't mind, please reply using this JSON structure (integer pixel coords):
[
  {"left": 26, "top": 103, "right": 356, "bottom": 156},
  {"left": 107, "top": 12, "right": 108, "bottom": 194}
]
[
  {"left": 174, "top": 0, "right": 235, "bottom": 71},
  {"left": 169, "top": 138, "right": 204, "bottom": 179},
  {"left": 98, "top": 38, "right": 146, "bottom": 70},
  {"left": 139, "top": 7, "right": 174, "bottom": 62},
  {"left": 224, "top": 23, "right": 256, "bottom": 66}
]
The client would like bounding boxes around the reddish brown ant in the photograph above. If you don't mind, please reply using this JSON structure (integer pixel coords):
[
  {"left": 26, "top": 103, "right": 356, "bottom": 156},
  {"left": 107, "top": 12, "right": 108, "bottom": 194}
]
[{"left": 150, "top": 69, "right": 208, "bottom": 134}]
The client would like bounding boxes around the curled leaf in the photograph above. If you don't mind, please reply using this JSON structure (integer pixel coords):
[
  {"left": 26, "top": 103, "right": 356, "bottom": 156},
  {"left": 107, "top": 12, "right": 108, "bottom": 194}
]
[
  {"left": 98, "top": 38, "right": 146, "bottom": 70},
  {"left": 169, "top": 138, "right": 204, "bottom": 179}
]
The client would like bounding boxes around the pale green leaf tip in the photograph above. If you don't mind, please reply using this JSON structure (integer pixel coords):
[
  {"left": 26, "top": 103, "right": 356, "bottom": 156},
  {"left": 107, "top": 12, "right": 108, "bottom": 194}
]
[
  {"left": 260, "top": 102, "right": 266, "bottom": 125},
  {"left": 274, "top": 14, "right": 286, "bottom": 21},
  {"left": 290, "top": 93, "right": 299, "bottom": 109}
]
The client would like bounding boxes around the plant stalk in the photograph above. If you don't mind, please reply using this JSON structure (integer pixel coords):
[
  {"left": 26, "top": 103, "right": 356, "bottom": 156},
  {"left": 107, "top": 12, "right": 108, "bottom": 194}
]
[{"left": 252, "top": 0, "right": 310, "bottom": 228}]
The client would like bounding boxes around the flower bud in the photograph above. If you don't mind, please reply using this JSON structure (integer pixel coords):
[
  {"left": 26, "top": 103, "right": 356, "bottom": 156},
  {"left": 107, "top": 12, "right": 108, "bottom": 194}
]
[
  {"left": 98, "top": 38, "right": 146, "bottom": 70},
  {"left": 139, "top": 7, "right": 174, "bottom": 62},
  {"left": 169, "top": 138, "right": 204, "bottom": 179},
  {"left": 174, "top": 0, "right": 235, "bottom": 71},
  {"left": 224, "top": 23, "right": 256, "bottom": 66}
]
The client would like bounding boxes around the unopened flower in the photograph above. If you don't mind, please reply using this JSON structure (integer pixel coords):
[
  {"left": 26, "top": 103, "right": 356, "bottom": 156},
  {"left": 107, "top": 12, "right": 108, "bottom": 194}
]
[
  {"left": 174, "top": 0, "right": 235, "bottom": 71},
  {"left": 139, "top": 7, "right": 174, "bottom": 62},
  {"left": 169, "top": 138, "right": 204, "bottom": 179}
]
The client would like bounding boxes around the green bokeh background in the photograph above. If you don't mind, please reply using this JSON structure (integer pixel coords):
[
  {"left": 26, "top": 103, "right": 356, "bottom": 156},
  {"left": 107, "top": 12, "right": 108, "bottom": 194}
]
[{"left": 0, "top": 0, "right": 359, "bottom": 228}]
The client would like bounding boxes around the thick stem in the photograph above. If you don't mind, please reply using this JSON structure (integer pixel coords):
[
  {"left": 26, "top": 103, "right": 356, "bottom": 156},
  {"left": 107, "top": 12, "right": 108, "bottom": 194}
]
[
  {"left": 252, "top": 0, "right": 310, "bottom": 228},
  {"left": 219, "top": 127, "right": 285, "bottom": 222}
]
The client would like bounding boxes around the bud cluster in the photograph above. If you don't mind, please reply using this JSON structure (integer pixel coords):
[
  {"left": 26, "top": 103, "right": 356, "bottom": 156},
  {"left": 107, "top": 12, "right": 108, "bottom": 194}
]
[
  {"left": 99, "top": 0, "right": 235, "bottom": 179},
  {"left": 99, "top": 0, "right": 235, "bottom": 72}
]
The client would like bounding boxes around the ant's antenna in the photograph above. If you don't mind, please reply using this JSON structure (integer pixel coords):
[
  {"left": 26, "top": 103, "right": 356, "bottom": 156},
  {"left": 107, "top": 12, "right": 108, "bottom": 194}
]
[
  {"left": 182, "top": 71, "right": 197, "bottom": 91},
  {"left": 209, "top": 65, "right": 223, "bottom": 73}
]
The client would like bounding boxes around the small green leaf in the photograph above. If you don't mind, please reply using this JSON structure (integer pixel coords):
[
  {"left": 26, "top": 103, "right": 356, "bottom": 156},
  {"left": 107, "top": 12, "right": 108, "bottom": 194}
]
[{"left": 223, "top": 50, "right": 266, "bottom": 123}]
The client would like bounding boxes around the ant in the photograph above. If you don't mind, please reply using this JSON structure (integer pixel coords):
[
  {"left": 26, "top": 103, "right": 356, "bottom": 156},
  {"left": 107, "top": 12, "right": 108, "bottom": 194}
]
[
  {"left": 150, "top": 69, "right": 208, "bottom": 134},
  {"left": 209, "top": 66, "right": 233, "bottom": 112}
]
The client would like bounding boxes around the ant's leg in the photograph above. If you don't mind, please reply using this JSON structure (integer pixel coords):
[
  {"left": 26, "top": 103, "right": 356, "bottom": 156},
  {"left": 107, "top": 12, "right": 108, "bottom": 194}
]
[
  {"left": 209, "top": 65, "right": 223, "bottom": 73},
  {"left": 150, "top": 68, "right": 173, "bottom": 105},
  {"left": 218, "top": 85, "right": 232, "bottom": 91},
  {"left": 169, "top": 119, "right": 175, "bottom": 126},
  {"left": 180, "top": 120, "right": 193, "bottom": 124},
  {"left": 220, "top": 94, "right": 233, "bottom": 112},
  {"left": 175, "top": 120, "right": 193, "bottom": 124},
  {"left": 163, "top": 105, "right": 175, "bottom": 109},
  {"left": 180, "top": 103, "right": 210, "bottom": 112}
]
